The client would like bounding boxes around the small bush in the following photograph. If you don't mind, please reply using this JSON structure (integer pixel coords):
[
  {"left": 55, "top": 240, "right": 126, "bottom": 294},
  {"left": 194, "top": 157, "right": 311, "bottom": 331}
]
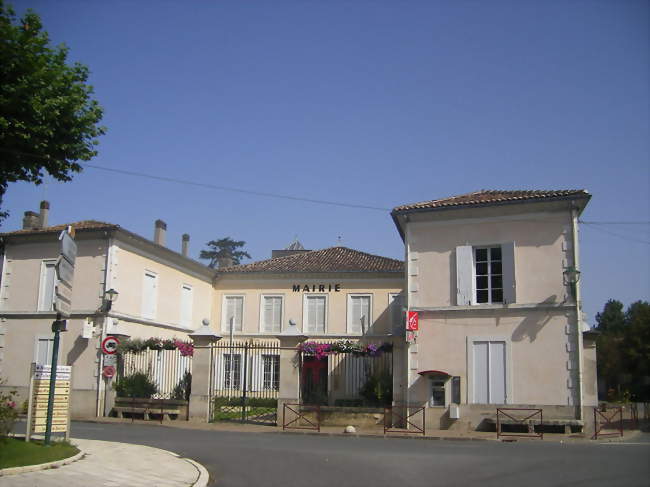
[
  {"left": 114, "top": 372, "right": 157, "bottom": 398},
  {"left": 360, "top": 369, "right": 392, "bottom": 407},
  {"left": 0, "top": 379, "right": 18, "bottom": 438},
  {"left": 172, "top": 371, "right": 191, "bottom": 401}
]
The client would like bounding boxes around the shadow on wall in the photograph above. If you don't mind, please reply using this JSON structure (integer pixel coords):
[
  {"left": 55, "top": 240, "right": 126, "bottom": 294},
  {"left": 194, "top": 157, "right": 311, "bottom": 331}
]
[
  {"left": 511, "top": 295, "right": 556, "bottom": 342},
  {"left": 66, "top": 334, "right": 89, "bottom": 365}
]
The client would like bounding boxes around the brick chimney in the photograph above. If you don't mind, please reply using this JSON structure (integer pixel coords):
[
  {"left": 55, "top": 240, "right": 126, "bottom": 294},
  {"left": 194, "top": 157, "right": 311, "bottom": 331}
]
[
  {"left": 22, "top": 211, "right": 40, "bottom": 230},
  {"left": 182, "top": 234, "right": 190, "bottom": 257},
  {"left": 39, "top": 200, "right": 50, "bottom": 228},
  {"left": 154, "top": 219, "right": 167, "bottom": 246}
]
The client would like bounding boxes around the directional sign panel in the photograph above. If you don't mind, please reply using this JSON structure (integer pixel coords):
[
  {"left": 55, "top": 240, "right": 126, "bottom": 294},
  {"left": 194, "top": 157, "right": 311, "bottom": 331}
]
[
  {"left": 55, "top": 257, "right": 75, "bottom": 286},
  {"left": 59, "top": 230, "right": 77, "bottom": 266}
]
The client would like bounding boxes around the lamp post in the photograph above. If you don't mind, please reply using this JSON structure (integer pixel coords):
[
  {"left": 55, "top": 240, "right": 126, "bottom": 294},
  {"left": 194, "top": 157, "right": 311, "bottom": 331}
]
[
  {"left": 103, "top": 288, "right": 119, "bottom": 312},
  {"left": 563, "top": 266, "right": 581, "bottom": 300}
]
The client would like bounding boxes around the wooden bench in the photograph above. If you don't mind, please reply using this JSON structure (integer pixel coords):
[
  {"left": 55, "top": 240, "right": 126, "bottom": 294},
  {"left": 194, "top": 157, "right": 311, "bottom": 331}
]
[{"left": 112, "top": 398, "right": 187, "bottom": 421}]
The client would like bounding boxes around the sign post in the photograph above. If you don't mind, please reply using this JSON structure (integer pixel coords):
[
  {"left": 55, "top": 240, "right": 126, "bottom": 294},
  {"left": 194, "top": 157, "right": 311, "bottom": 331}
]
[{"left": 44, "top": 227, "right": 76, "bottom": 445}]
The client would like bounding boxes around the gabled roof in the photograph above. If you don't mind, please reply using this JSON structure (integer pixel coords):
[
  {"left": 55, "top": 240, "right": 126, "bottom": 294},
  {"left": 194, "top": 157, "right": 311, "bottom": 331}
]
[
  {"left": 218, "top": 246, "right": 403, "bottom": 274},
  {"left": 392, "top": 189, "right": 590, "bottom": 213},
  {"left": 0, "top": 220, "right": 118, "bottom": 236}
]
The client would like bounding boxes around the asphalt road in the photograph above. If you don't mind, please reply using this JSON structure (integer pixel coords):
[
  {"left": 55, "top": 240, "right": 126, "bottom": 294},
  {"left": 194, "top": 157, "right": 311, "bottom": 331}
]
[{"left": 67, "top": 422, "right": 650, "bottom": 487}]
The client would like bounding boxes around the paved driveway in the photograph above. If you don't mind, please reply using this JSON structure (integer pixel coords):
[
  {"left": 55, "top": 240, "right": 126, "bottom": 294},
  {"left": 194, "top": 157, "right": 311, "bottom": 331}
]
[{"left": 69, "top": 422, "right": 650, "bottom": 487}]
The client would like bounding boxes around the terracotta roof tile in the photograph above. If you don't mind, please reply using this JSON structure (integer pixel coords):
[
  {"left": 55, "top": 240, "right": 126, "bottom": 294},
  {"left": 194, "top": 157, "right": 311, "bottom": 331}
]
[
  {"left": 1, "top": 220, "right": 119, "bottom": 237},
  {"left": 392, "top": 189, "right": 590, "bottom": 213},
  {"left": 219, "top": 247, "right": 403, "bottom": 274}
]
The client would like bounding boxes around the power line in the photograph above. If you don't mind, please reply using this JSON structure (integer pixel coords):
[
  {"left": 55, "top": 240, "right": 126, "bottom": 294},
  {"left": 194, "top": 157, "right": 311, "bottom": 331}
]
[
  {"left": 581, "top": 222, "right": 650, "bottom": 245},
  {"left": 1, "top": 147, "right": 649, "bottom": 223},
  {"left": 580, "top": 221, "right": 650, "bottom": 225},
  {"left": 82, "top": 163, "right": 392, "bottom": 212}
]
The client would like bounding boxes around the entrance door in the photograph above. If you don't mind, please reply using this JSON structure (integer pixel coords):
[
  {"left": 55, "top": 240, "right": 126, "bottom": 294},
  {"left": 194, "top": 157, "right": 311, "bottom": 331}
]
[
  {"left": 301, "top": 356, "right": 328, "bottom": 405},
  {"left": 472, "top": 341, "right": 506, "bottom": 404}
]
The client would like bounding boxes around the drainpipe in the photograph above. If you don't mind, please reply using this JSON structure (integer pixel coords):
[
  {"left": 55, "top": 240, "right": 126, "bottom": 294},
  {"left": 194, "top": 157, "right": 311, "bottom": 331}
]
[
  {"left": 570, "top": 204, "right": 584, "bottom": 421},
  {"left": 96, "top": 234, "right": 114, "bottom": 417}
]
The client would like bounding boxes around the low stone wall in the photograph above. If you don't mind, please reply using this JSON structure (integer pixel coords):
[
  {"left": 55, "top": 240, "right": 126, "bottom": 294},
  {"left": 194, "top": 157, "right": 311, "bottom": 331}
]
[{"left": 424, "top": 404, "right": 582, "bottom": 433}]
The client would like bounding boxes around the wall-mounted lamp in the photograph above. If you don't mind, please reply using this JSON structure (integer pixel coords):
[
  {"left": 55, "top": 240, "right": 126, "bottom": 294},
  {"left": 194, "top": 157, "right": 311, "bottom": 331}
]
[
  {"left": 563, "top": 267, "right": 581, "bottom": 299},
  {"left": 103, "top": 288, "right": 119, "bottom": 312}
]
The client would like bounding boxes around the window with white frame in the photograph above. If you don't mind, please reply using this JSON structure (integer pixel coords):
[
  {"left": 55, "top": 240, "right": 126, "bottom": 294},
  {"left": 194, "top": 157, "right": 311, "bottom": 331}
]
[
  {"left": 456, "top": 243, "right": 516, "bottom": 306},
  {"left": 141, "top": 271, "right": 158, "bottom": 319},
  {"left": 224, "top": 353, "right": 241, "bottom": 389},
  {"left": 347, "top": 294, "right": 372, "bottom": 334},
  {"left": 180, "top": 284, "right": 193, "bottom": 328},
  {"left": 222, "top": 295, "right": 243, "bottom": 333},
  {"left": 303, "top": 295, "right": 326, "bottom": 334},
  {"left": 38, "top": 260, "right": 57, "bottom": 311},
  {"left": 262, "top": 354, "right": 280, "bottom": 390},
  {"left": 261, "top": 295, "right": 282, "bottom": 333},
  {"left": 34, "top": 336, "right": 54, "bottom": 364},
  {"left": 388, "top": 293, "right": 404, "bottom": 334},
  {"left": 474, "top": 247, "right": 503, "bottom": 304}
]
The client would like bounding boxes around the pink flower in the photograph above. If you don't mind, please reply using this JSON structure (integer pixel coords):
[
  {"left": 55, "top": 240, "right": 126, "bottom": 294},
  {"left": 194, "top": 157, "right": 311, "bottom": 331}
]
[{"left": 7, "top": 401, "right": 16, "bottom": 409}]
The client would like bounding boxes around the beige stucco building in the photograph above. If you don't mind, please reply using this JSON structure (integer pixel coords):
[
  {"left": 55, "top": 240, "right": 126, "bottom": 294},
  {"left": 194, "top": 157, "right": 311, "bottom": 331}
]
[
  {"left": 1, "top": 189, "right": 598, "bottom": 431},
  {"left": 390, "top": 190, "right": 598, "bottom": 430},
  {"left": 0, "top": 203, "right": 213, "bottom": 417}
]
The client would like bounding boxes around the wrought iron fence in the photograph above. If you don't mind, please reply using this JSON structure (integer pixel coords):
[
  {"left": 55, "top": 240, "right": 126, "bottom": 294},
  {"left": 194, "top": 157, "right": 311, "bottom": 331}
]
[{"left": 209, "top": 340, "right": 280, "bottom": 425}]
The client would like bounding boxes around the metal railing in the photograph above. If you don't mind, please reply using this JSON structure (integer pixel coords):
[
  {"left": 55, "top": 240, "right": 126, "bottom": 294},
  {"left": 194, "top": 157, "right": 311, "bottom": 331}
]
[
  {"left": 282, "top": 403, "right": 321, "bottom": 432},
  {"left": 496, "top": 408, "right": 543, "bottom": 440},
  {"left": 593, "top": 406, "right": 623, "bottom": 439},
  {"left": 209, "top": 341, "right": 280, "bottom": 425},
  {"left": 384, "top": 403, "right": 425, "bottom": 436}
]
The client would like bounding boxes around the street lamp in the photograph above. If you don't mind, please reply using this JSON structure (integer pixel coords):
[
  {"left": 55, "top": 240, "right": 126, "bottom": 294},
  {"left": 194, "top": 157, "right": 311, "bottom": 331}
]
[
  {"left": 563, "top": 267, "right": 581, "bottom": 299},
  {"left": 103, "top": 288, "right": 119, "bottom": 312}
]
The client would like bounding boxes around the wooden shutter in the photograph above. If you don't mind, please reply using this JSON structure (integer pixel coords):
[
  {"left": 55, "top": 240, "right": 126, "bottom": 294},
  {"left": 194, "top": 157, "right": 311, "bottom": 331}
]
[
  {"left": 501, "top": 242, "right": 516, "bottom": 304},
  {"left": 142, "top": 272, "right": 157, "bottom": 319},
  {"left": 263, "top": 297, "right": 282, "bottom": 332},
  {"left": 456, "top": 246, "right": 473, "bottom": 306},
  {"left": 181, "top": 285, "right": 192, "bottom": 327}
]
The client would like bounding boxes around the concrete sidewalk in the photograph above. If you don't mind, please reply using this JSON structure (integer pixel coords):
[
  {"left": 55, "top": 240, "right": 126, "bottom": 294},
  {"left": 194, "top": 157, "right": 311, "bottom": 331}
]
[
  {"left": 78, "top": 415, "right": 642, "bottom": 443},
  {"left": 1, "top": 438, "right": 208, "bottom": 487}
]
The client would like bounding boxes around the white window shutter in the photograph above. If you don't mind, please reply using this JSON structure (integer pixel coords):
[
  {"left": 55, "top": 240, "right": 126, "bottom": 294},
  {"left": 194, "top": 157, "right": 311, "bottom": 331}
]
[
  {"left": 456, "top": 245, "right": 473, "bottom": 306},
  {"left": 501, "top": 242, "right": 516, "bottom": 304}
]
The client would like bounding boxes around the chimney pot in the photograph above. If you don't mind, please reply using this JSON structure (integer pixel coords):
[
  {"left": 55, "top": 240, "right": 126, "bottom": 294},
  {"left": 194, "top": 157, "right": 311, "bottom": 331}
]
[
  {"left": 22, "top": 211, "right": 40, "bottom": 230},
  {"left": 39, "top": 200, "right": 50, "bottom": 228},
  {"left": 182, "top": 234, "right": 190, "bottom": 257},
  {"left": 154, "top": 219, "right": 167, "bottom": 246}
]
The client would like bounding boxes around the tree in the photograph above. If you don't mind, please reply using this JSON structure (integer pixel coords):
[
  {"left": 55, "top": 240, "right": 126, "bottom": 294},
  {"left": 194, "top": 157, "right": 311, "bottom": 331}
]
[
  {"left": 0, "top": 1, "right": 105, "bottom": 223},
  {"left": 200, "top": 237, "right": 251, "bottom": 268},
  {"left": 595, "top": 299, "right": 650, "bottom": 401}
]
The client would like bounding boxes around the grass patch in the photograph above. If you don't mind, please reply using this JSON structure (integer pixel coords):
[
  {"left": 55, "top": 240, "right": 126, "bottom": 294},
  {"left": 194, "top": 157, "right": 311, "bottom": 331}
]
[{"left": 0, "top": 438, "right": 79, "bottom": 469}]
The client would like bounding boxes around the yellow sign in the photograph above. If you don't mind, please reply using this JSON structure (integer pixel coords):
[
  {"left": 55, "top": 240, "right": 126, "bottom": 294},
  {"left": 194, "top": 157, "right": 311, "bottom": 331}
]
[{"left": 32, "top": 424, "right": 68, "bottom": 433}]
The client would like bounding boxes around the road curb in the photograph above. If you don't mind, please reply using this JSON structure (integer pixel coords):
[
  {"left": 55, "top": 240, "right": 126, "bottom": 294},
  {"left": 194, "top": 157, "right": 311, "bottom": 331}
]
[
  {"left": 184, "top": 457, "right": 210, "bottom": 487},
  {"left": 131, "top": 442, "right": 210, "bottom": 487}
]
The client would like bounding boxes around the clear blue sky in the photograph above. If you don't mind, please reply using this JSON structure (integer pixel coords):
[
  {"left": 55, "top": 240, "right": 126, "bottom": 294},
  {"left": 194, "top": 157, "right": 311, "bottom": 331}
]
[{"left": 3, "top": 0, "right": 649, "bottom": 325}]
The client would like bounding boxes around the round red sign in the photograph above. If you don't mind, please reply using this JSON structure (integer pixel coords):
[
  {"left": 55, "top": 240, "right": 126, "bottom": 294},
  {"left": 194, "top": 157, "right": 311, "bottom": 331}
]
[
  {"left": 101, "top": 336, "right": 120, "bottom": 355},
  {"left": 102, "top": 365, "right": 116, "bottom": 378}
]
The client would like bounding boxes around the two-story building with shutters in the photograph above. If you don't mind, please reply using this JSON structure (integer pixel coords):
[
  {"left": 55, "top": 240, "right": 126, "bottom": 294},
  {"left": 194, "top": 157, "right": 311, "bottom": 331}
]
[
  {"left": 211, "top": 245, "right": 404, "bottom": 405},
  {"left": 0, "top": 202, "right": 213, "bottom": 417},
  {"left": 390, "top": 190, "right": 598, "bottom": 431}
]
